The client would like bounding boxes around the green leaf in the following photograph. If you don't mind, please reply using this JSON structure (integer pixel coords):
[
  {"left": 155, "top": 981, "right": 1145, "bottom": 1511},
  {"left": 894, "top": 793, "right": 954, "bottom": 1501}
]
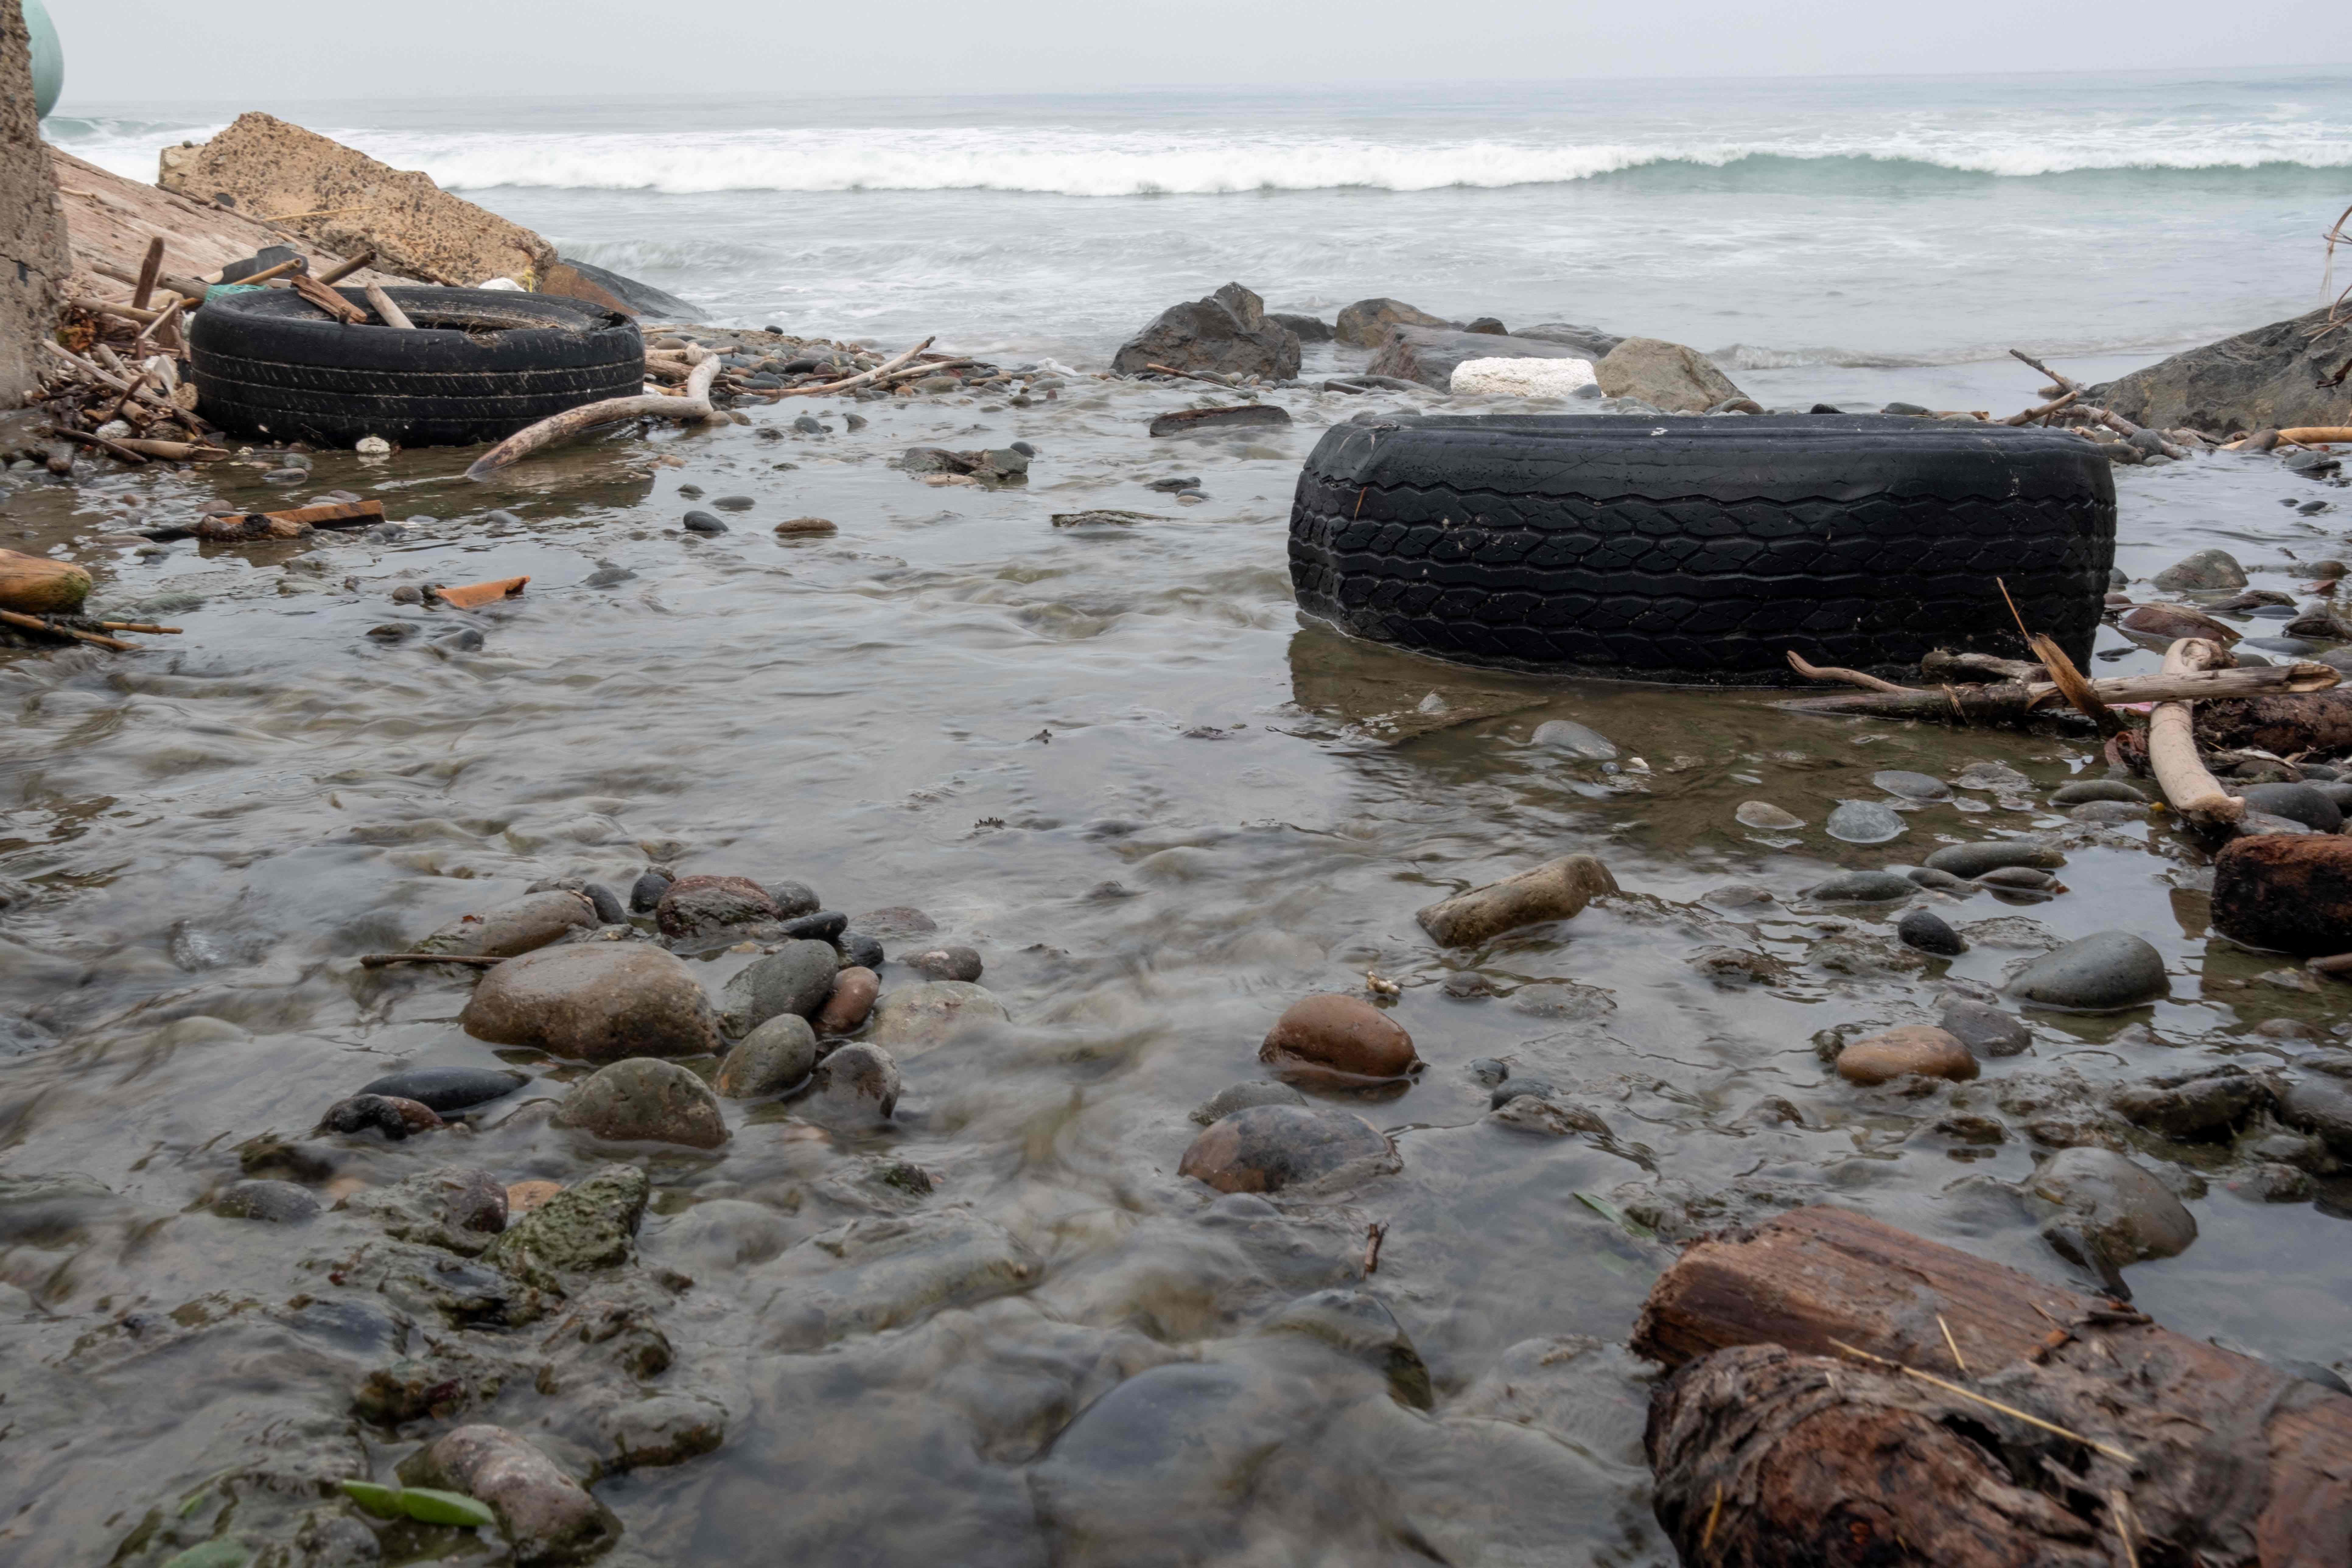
[
  {"left": 1574, "top": 1191, "right": 1657, "bottom": 1241},
  {"left": 398, "top": 1487, "right": 498, "bottom": 1530},
  {"left": 338, "top": 1480, "right": 404, "bottom": 1519},
  {"left": 159, "top": 1544, "right": 248, "bottom": 1568}
]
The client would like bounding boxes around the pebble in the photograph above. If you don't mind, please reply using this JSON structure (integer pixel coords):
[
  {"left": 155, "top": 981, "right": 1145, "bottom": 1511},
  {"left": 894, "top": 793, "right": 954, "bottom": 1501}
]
[
  {"left": 814, "top": 966, "right": 880, "bottom": 1034},
  {"left": 213, "top": 1179, "right": 321, "bottom": 1223},
  {"left": 1835, "top": 1026, "right": 1979, "bottom": 1086},
  {"left": 1191, "top": 1080, "right": 1307, "bottom": 1124},
  {"left": 1923, "top": 842, "right": 2065, "bottom": 877},
  {"left": 682, "top": 510, "right": 729, "bottom": 534},
  {"left": 319, "top": 1094, "right": 443, "bottom": 1139},
  {"left": 2007, "top": 930, "right": 2168, "bottom": 1012},
  {"left": 774, "top": 517, "right": 838, "bottom": 535},
  {"left": 396, "top": 1426, "right": 619, "bottom": 1567},
  {"left": 1175, "top": 1104, "right": 1395, "bottom": 1194},
  {"left": 764, "top": 880, "right": 823, "bottom": 919},
  {"left": 656, "top": 874, "right": 782, "bottom": 938},
  {"left": 906, "top": 944, "right": 984, "bottom": 982},
  {"left": 2050, "top": 779, "right": 2147, "bottom": 806},
  {"left": 2211, "top": 835, "right": 2352, "bottom": 956},
  {"left": 865, "top": 981, "right": 1009, "bottom": 1050},
  {"left": 1258, "top": 993, "right": 1423, "bottom": 1086},
  {"left": 1933, "top": 999, "right": 2028, "bottom": 1056},
  {"left": 1896, "top": 909, "right": 1966, "bottom": 955},
  {"left": 836, "top": 932, "right": 885, "bottom": 970},
  {"left": 460, "top": 944, "right": 722, "bottom": 1061},
  {"left": 553, "top": 1058, "right": 729, "bottom": 1149},
  {"left": 713, "top": 495, "right": 755, "bottom": 511},
  {"left": 2236, "top": 781, "right": 2343, "bottom": 833},
  {"left": 1905, "top": 867, "right": 1974, "bottom": 893},
  {"left": 2068, "top": 800, "right": 2148, "bottom": 825},
  {"left": 1415, "top": 853, "right": 1618, "bottom": 947},
  {"left": 1734, "top": 801, "right": 1804, "bottom": 830},
  {"left": 1825, "top": 800, "right": 1906, "bottom": 843},
  {"left": 853, "top": 906, "right": 937, "bottom": 938},
  {"left": 355, "top": 1066, "right": 527, "bottom": 1114},
  {"left": 716, "top": 1014, "right": 819, "bottom": 1098},
  {"left": 1530, "top": 719, "right": 1619, "bottom": 760},
  {"left": 629, "top": 868, "right": 673, "bottom": 913},
  {"left": 2024, "top": 1146, "right": 2197, "bottom": 1267},
  {"left": 1805, "top": 870, "right": 1916, "bottom": 902},
  {"left": 1872, "top": 770, "right": 1951, "bottom": 801},
  {"left": 803, "top": 1041, "right": 901, "bottom": 1123},
  {"left": 717, "top": 945, "right": 837, "bottom": 1041}
]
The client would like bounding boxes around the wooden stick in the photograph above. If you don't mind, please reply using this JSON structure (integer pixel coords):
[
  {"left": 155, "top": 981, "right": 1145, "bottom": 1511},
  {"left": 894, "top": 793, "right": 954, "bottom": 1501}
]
[
  {"left": 290, "top": 273, "right": 368, "bottom": 324},
  {"left": 1826, "top": 1338, "right": 2140, "bottom": 1465},
  {"left": 358, "top": 952, "right": 505, "bottom": 969},
  {"left": 130, "top": 294, "right": 184, "bottom": 349},
  {"left": 2149, "top": 638, "right": 2244, "bottom": 824},
  {"left": 1785, "top": 650, "right": 1909, "bottom": 693},
  {"left": 112, "top": 439, "right": 225, "bottom": 461},
  {"left": 131, "top": 236, "right": 166, "bottom": 311},
  {"left": 1780, "top": 660, "right": 2338, "bottom": 720},
  {"left": 1146, "top": 361, "right": 1253, "bottom": 393},
  {"left": 94, "top": 621, "right": 181, "bottom": 634},
  {"left": 363, "top": 283, "right": 415, "bottom": 330},
  {"left": 227, "top": 257, "right": 305, "bottom": 289},
  {"left": 2002, "top": 388, "right": 2079, "bottom": 426},
  {"left": 1937, "top": 1313, "right": 1969, "bottom": 1374},
  {"left": 1363, "top": 1220, "right": 1388, "bottom": 1274},
  {"left": 774, "top": 336, "right": 935, "bottom": 399},
  {"left": 51, "top": 428, "right": 149, "bottom": 465},
  {"left": 464, "top": 356, "right": 724, "bottom": 480},
  {"left": 94, "top": 261, "right": 207, "bottom": 305},
  {"left": 2007, "top": 348, "right": 2186, "bottom": 454},
  {"left": 0, "top": 610, "right": 135, "bottom": 651},
  {"left": 2276, "top": 427, "right": 2352, "bottom": 445},
  {"left": 315, "top": 249, "right": 376, "bottom": 286},
  {"left": 74, "top": 295, "right": 167, "bottom": 325}
]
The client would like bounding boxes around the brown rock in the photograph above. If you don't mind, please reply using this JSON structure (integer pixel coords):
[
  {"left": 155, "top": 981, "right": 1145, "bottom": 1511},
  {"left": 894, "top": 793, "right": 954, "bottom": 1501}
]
[
  {"left": 773, "top": 517, "right": 838, "bottom": 536},
  {"left": 2118, "top": 602, "right": 2240, "bottom": 646},
  {"left": 1177, "top": 1103, "right": 1397, "bottom": 1194},
  {"left": 419, "top": 889, "right": 595, "bottom": 960},
  {"left": 158, "top": 113, "right": 554, "bottom": 288},
  {"left": 2213, "top": 834, "right": 2352, "bottom": 957},
  {"left": 459, "top": 943, "right": 720, "bottom": 1062},
  {"left": 1334, "top": 296, "right": 1451, "bottom": 348},
  {"left": 0, "top": 550, "right": 89, "bottom": 613},
  {"left": 1594, "top": 338, "right": 1746, "bottom": 413},
  {"left": 506, "top": 1180, "right": 563, "bottom": 1216},
  {"left": 655, "top": 874, "right": 781, "bottom": 938},
  {"left": 1835, "top": 1026, "right": 1980, "bottom": 1086},
  {"left": 1415, "top": 854, "right": 1619, "bottom": 947},
  {"left": 814, "top": 966, "right": 879, "bottom": 1034},
  {"left": 396, "top": 1424, "right": 620, "bottom": 1566},
  {"left": 1258, "top": 994, "right": 1422, "bottom": 1087}
]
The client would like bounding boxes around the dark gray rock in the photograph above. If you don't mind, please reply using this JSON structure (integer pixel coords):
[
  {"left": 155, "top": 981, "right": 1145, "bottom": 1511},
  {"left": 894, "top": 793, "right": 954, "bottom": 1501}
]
[
  {"left": 2008, "top": 931, "right": 2168, "bottom": 1012},
  {"left": 1938, "top": 999, "right": 2031, "bottom": 1056},
  {"left": 1805, "top": 870, "right": 1916, "bottom": 902},
  {"left": 906, "top": 944, "right": 983, "bottom": 982},
  {"left": 1872, "top": 770, "right": 1951, "bottom": 801},
  {"left": 1111, "top": 282, "right": 1300, "bottom": 380},
  {"left": 712, "top": 495, "right": 754, "bottom": 512},
  {"left": 357, "top": 1066, "right": 526, "bottom": 1114},
  {"left": 776, "top": 909, "right": 847, "bottom": 943},
  {"left": 1191, "top": 1080, "right": 1308, "bottom": 1125},
  {"left": 1906, "top": 867, "right": 1975, "bottom": 893},
  {"left": 1896, "top": 909, "right": 1965, "bottom": 955},
  {"left": 718, "top": 940, "right": 841, "bottom": 1036},
  {"left": 1514, "top": 322, "right": 1626, "bottom": 356},
  {"left": 1269, "top": 312, "right": 1332, "bottom": 343},
  {"left": 838, "top": 932, "right": 884, "bottom": 970},
  {"left": 1177, "top": 1103, "right": 1396, "bottom": 1194},
  {"left": 2091, "top": 303, "right": 2352, "bottom": 435},
  {"left": 803, "top": 1041, "right": 901, "bottom": 1124},
  {"left": 629, "top": 868, "right": 672, "bottom": 914},
  {"left": 716, "top": 1014, "right": 818, "bottom": 1098},
  {"left": 2050, "top": 779, "right": 2148, "bottom": 806},
  {"left": 2280, "top": 1073, "right": 2352, "bottom": 1156},
  {"left": 1367, "top": 325, "right": 1595, "bottom": 390},
  {"left": 553, "top": 1057, "right": 728, "bottom": 1149},
  {"left": 1925, "top": 842, "right": 2067, "bottom": 877},
  {"left": 1147, "top": 404, "right": 1292, "bottom": 438},
  {"left": 2024, "top": 1146, "right": 2196, "bottom": 1266},
  {"left": 2237, "top": 781, "right": 2343, "bottom": 833},
  {"left": 682, "top": 510, "right": 728, "bottom": 534},
  {"left": 214, "top": 1179, "right": 320, "bottom": 1223},
  {"left": 2110, "top": 1067, "right": 2271, "bottom": 1140},
  {"left": 582, "top": 882, "right": 626, "bottom": 924}
]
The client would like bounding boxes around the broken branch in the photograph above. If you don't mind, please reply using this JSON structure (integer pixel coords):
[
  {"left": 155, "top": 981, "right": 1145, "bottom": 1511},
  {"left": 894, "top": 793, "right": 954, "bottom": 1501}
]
[
  {"left": 2149, "top": 638, "right": 2245, "bottom": 824},
  {"left": 463, "top": 357, "right": 723, "bottom": 481}
]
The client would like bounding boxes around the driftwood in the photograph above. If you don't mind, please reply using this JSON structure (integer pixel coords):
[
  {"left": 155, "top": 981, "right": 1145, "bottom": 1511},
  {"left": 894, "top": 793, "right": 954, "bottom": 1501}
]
[
  {"left": 1921, "top": 648, "right": 2048, "bottom": 683},
  {"left": 2149, "top": 638, "right": 2244, "bottom": 823},
  {"left": 771, "top": 336, "right": 936, "bottom": 399},
  {"left": 2183, "top": 689, "right": 2352, "bottom": 755},
  {"left": 315, "top": 248, "right": 375, "bottom": 286},
  {"left": 464, "top": 357, "right": 722, "bottom": 481},
  {"left": 1778, "top": 658, "right": 2338, "bottom": 721},
  {"left": 2008, "top": 348, "right": 2189, "bottom": 457},
  {"left": 359, "top": 952, "right": 504, "bottom": 969},
  {"left": 1634, "top": 1206, "right": 2352, "bottom": 1568},
  {"left": 363, "top": 283, "right": 415, "bottom": 330},
  {"left": 290, "top": 272, "right": 368, "bottom": 324},
  {"left": 0, "top": 610, "right": 134, "bottom": 651}
]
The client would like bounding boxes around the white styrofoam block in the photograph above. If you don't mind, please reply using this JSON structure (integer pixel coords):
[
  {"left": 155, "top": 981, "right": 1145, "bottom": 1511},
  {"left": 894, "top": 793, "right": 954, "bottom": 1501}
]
[{"left": 1450, "top": 356, "right": 1598, "bottom": 397}]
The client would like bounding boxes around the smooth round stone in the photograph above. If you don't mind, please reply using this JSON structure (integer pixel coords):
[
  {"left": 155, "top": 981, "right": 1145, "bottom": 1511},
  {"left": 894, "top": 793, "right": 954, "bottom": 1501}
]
[
  {"left": 1176, "top": 1104, "right": 1394, "bottom": 1194},
  {"left": 2007, "top": 931, "right": 2168, "bottom": 1012},
  {"left": 1702, "top": 883, "right": 1776, "bottom": 909},
  {"left": 1906, "top": 867, "right": 1974, "bottom": 893},
  {"left": 1923, "top": 842, "right": 2066, "bottom": 877},
  {"left": 656, "top": 875, "right": 781, "bottom": 938},
  {"left": 320, "top": 1094, "right": 442, "bottom": 1139},
  {"left": 801, "top": 1041, "right": 900, "bottom": 1124},
  {"left": 214, "top": 1179, "right": 320, "bottom": 1223},
  {"left": 814, "top": 967, "right": 879, "bottom": 1034},
  {"left": 629, "top": 869, "right": 672, "bottom": 913},
  {"left": 1190, "top": 1080, "right": 1307, "bottom": 1125},
  {"left": 763, "top": 880, "right": 822, "bottom": 919},
  {"left": 775, "top": 517, "right": 838, "bottom": 536},
  {"left": 1258, "top": 994, "right": 1422, "bottom": 1086},
  {"left": 553, "top": 1058, "right": 728, "bottom": 1149},
  {"left": 837, "top": 933, "right": 885, "bottom": 970},
  {"left": 1825, "top": 800, "right": 1906, "bottom": 844},
  {"left": 2069, "top": 800, "right": 2149, "bottom": 825},
  {"left": 1896, "top": 908, "right": 1966, "bottom": 956},
  {"left": 716, "top": 1014, "right": 818, "bottom": 1098},
  {"left": 1873, "top": 769, "right": 1951, "bottom": 801},
  {"left": 718, "top": 940, "right": 840, "bottom": 1036},
  {"left": 712, "top": 495, "right": 755, "bottom": 511},
  {"left": 853, "top": 906, "right": 937, "bottom": 938},
  {"left": 1835, "top": 1026, "right": 1978, "bottom": 1086},
  {"left": 356, "top": 1066, "right": 527, "bottom": 1114},
  {"left": 1735, "top": 801, "right": 1805, "bottom": 830},
  {"left": 418, "top": 889, "right": 595, "bottom": 959},
  {"left": 865, "top": 981, "right": 1009, "bottom": 1051},
  {"left": 682, "top": 510, "right": 728, "bottom": 534},
  {"left": 1529, "top": 719, "right": 1619, "bottom": 760},
  {"left": 2050, "top": 779, "right": 2147, "bottom": 806},
  {"left": 1939, "top": 999, "right": 2031, "bottom": 1056},
  {"left": 582, "top": 883, "right": 627, "bottom": 925},
  {"left": 2280, "top": 1074, "right": 2352, "bottom": 1156},
  {"left": 2237, "top": 782, "right": 2343, "bottom": 833},
  {"left": 1805, "top": 870, "right": 1916, "bottom": 902},
  {"left": 777, "top": 909, "right": 848, "bottom": 943},
  {"left": 461, "top": 944, "right": 721, "bottom": 1062},
  {"left": 2151, "top": 547, "right": 2248, "bottom": 592},
  {"left": 2024, "top": 1146, "right": 2196, "bottom": 1264},
  {"left": 1977, "top": 866, "right": 2059, "bottom": 890},
  {"left": 906, "top": 945, "right": 983, "bottom": 982}
]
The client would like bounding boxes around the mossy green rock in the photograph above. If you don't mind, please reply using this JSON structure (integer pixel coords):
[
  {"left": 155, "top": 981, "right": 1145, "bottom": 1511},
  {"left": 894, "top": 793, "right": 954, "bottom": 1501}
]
[{"left": 484, "top": 1164, "right": 648, "bottom": 1292}]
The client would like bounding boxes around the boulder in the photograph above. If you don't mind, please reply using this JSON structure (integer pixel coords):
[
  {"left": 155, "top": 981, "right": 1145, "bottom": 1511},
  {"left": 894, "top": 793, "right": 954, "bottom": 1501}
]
[
  {"left": 1334, "top": 297, "right": 1451, "bottom": 347},
  {"left": 158, "top": 112, "right": 554, "bottom": 288},
  {"left": 1177, "top": 1103, "right": 1396, "bottom": 1194},
  {"left": 2090, "top": 304, "right": 2352, "bottom": 436},
  {"left": 1258, "top": 994, "right": 1423, "bottom": 1087},
  {"left": 544, "top": 254, "right": 699, "bottom": 321},
  {"left": 1514, "top": 322, "right": 1624, "bottom": 356},
  {"left": 551, "top": 1057, "right": 728, "bottom": 1149},
  {"left": 1594, "top": 338, "right": 1747, "bottom": 414},
  {"left": 1269, "top": 312, "right": 1333, "bottom": 343},
  {"left": 1367, "top": 325, "right": 1595, "bottom": 390},
  {"left": 2212, "top": 834, "right": 2352, "bottom": 956},
  {"left": 1110, "top": 282, "right": 1300, "bottom": 380},
  {"left": 1415, "top": 854, "right": 1619, "bottom": 947},
  {"left": 397, "top": 1425, "right": 621, "bottom": 1567},
  {"left": 460, "top": 943, "right": 720, "bottom": 1061}
]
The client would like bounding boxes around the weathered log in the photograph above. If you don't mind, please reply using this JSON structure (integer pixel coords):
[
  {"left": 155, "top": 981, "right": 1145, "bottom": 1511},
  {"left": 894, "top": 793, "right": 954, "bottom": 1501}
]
[
  {"left": 2189, "top": 690, "right": 2352, "bottom": 755},
  {"left": 1777, "top": 660, "right": 2338, "bottom": 721},
  {"left": 1922, "top": 648, "right": 2046, "bottom": 684},
  {"left": 2149, "top": 637, "right": 2244, "bottom": 823},
  {"left": 463, "top": 356, "right": 721, "bottom": 481},
  {"left": 362, "top": 282, "right": 414, "bottom": 331},
  {"left": 1634, "top": 1206, "right": 2352, "bottom": 1568},
  {"left": 771, "top": 336, "right": 936, "bottom": 399}
]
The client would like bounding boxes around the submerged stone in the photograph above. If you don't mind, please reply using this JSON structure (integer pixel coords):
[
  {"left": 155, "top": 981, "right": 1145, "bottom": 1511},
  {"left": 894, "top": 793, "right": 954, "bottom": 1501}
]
[
  {"left": 1825, "top": 800, "right": 1905, "bottom": 844},
  {"left": 1835, "top": 1026, "right": 1978, "bottom": 1086},
  {"left": 552, "top": 1058, "right": 729, "bottom": 1149},
  {"left": 460, "top": 943, "right": 720, "bottom": 1062},
  {"left": 2023, "top": 1146, "right": 2196, "bottom": 1268},
  {"left": 1415, "top": 854, "right": 1618, "bottom": 947},
  {"left": 1177, "top": 1104, "right": 1396, "bottom": 1194},
  {"left": 485, "top": 1164, "right": 649, "bottom": 1286},
  {"left": 2008, "top": 931, "right": 2168, "bottom": 1012},
  {"left": 864, "top": 981, "right": 1008, "bottom": 1051}
]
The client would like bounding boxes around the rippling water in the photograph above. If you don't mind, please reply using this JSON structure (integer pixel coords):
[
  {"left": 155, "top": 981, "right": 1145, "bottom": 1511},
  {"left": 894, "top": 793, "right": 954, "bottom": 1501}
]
[{"left": 2, "top": 363, "right": 2350, "bottom": 1562}]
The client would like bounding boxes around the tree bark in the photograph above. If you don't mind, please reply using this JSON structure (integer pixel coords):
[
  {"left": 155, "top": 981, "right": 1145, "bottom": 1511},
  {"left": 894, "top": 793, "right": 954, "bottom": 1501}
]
[{"left": 1632, "top": 1207, "right": 2352, "bottom": 1568}]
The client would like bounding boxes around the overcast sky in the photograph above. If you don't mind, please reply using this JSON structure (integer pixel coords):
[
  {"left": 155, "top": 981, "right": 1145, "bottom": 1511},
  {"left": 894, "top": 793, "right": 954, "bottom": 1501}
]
[{"left": 50, "top": 0, "right": 2351, "bottom": 106}]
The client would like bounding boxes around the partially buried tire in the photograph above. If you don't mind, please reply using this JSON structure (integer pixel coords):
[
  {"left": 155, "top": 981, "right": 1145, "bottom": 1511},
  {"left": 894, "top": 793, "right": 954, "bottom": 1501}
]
[
  {"left": 1289, "top": 414, "right": 2116, "bottom": 683},
  {"left": 190, "top": 285, "right": 644, "bottom": 448}
]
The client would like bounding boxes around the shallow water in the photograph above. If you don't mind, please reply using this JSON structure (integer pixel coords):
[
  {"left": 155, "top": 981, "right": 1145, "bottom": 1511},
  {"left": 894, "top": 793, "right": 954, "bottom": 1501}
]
[{"left": 2, "top": 378, "right": 2349, "bottom": 1565}]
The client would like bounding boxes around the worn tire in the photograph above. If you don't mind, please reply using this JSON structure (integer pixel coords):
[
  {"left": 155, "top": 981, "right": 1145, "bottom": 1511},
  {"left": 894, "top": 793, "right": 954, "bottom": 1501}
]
[
  {"left": 191, "top": 286, "right": 644, "bottom": 448},
  {"left": 1289, "top": 414, "right": 2116, "bottom": 683}
]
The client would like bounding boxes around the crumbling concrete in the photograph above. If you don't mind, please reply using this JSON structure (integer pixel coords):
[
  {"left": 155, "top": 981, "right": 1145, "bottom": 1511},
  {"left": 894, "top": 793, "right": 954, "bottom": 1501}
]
[{"left": 0, "top": 0, "right": 70, "bottom": 407}]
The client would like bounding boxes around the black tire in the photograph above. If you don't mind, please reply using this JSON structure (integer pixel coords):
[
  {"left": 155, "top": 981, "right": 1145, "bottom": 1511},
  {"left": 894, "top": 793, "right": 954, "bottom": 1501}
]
[
  {"left": 1289, "top": 414, "right": 2116, "bottom": 683},
  {"left": 190, "top": 286, "right": 644, "bottom": 448}
]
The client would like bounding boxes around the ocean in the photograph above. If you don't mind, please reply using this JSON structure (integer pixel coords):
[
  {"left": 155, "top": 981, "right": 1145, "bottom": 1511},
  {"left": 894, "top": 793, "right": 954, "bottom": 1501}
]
[{"left": 50, "top": 68, "right": 2352, "bottom": 407}]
